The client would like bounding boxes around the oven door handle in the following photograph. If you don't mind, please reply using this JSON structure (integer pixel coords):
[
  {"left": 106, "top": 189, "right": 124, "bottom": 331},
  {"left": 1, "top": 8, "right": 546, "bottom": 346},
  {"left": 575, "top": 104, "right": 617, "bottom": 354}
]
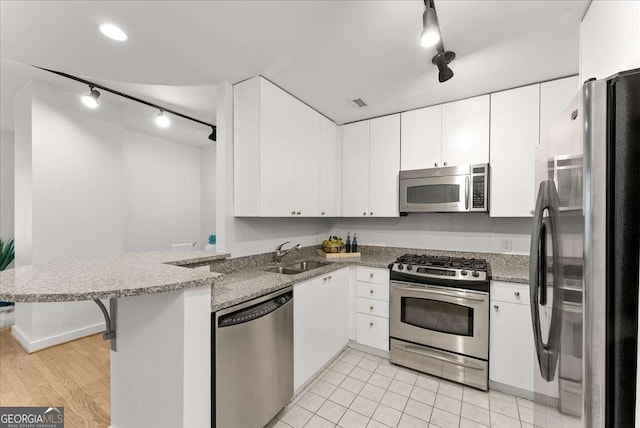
[
  {"left": 465, "top": 176, "right": 470, "bottom": 211},
  {"left": 393, "top": 344, "right": 484, "bottom": 370},
  {"left": 392, "top": 284, "right": 485, "bottom": 302}
]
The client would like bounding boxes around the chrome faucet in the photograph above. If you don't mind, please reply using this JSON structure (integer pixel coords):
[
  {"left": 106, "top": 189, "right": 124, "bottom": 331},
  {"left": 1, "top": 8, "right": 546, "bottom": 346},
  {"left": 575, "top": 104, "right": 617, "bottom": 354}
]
[{"left": 274, "top": 242, "right": 302, "bottom": 263}]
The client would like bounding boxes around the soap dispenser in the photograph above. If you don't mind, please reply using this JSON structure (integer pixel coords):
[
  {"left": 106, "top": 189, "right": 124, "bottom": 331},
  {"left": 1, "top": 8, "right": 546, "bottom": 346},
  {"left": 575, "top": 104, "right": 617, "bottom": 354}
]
[
  {"left": 345, "top": 233, "right": 351, "bottom": 253},
  {"left": 352, "top": 233, "right": 358, "bottom": 253}
]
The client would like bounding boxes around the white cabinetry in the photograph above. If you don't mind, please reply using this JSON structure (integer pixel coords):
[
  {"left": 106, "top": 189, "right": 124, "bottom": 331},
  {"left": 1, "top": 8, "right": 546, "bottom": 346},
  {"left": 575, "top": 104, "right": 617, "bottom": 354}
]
[
  {"left": 355, "top": 267, "right": 389, "bottom": 351},
  {"left": 539, "top": 77, "right": 579, "bottom": 149},
  {"left": 489, "top": 281, "right": 534, "bottom": 394},
  {"left": 400, "top": 105, "right": 442, "bottom": 170},
  {"left": 294, "top": 268, "right": 350, "bottom": 390},
  {"left": 342, "top": 115, "right": 400, "bottom": 217},
  {"left": 319, "top": 116, "right": 341, "bottom": 217},
  {"left": 489, "top": 84, "right": 540, "bottom": 217},
  {"left": 441, "top": 95, "right": 490, "bottom": 166},
  {"left": 234, "top": 76, "right": 323, "bottom": 217}
]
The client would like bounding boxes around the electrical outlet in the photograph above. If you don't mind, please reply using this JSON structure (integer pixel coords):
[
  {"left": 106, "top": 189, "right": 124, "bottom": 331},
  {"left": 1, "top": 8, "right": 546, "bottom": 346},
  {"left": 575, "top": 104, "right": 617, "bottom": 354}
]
[{"left": 500, "top": 238, "right": 513, "bottom": 252}]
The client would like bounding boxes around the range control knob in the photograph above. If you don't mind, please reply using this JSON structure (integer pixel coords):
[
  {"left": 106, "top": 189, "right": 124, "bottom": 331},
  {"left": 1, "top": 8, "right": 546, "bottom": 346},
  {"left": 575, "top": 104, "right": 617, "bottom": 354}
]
[
  {"left": 461, "top": 270, "right": 468, "bottom": 276},
  {"left": 397, "top": 264, "right": 404, "bottom": 271},
  {"left": 406, "top": 265, "right": 413, "bottom": 271},
  {"left": 472, "top": 271, "right": 480, "bottom": 278}
]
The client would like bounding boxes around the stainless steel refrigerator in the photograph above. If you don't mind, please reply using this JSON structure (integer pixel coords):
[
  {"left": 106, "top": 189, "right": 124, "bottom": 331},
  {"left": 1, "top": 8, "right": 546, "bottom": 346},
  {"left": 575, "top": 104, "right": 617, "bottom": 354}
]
[{"left": 530, "top": 69, "right": 639, "bottom": 428}]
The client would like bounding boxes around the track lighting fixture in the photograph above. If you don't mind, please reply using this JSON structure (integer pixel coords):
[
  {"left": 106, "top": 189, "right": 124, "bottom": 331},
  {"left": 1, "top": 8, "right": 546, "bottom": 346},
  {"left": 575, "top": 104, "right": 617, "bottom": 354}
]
[
  {"left": 155, "top": 111, "right": 170, "bottom": 128},
  {"left": 432, "top": 51, "right": 455, "bottom": 83},
  {"left": 81, "top": 86, "right": 100, "bottom": 109},
  {"left": 420, "top": 0, "right": 440, "bottom": 48},
  {"left": 208, "top": 127, "right": 216, "bottom": 142}
]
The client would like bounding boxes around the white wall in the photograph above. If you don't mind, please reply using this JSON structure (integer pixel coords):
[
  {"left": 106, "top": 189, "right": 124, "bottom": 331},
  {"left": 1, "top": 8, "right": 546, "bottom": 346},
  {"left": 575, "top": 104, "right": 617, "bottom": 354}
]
[
  {"left": 580, "top": 0, "right": 640, "bottom": 82},
  {"left": 200, "top": 145, "right": 216, "bottom": 248},
  {"left": 0, "top": 131, "right": 14, "bottom": 244},
  {"left": 123, "top": 130, "right": 201, "bottom": 252},
  {"left": 330, "top": 215, "right": 532, "bottom": 254}
]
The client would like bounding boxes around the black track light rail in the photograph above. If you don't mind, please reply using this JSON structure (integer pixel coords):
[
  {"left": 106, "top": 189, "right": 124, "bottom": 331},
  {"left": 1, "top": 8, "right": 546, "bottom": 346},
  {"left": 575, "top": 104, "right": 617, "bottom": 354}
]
[{"left": 37, "top": 67, "right": 216, "bottom": 141}]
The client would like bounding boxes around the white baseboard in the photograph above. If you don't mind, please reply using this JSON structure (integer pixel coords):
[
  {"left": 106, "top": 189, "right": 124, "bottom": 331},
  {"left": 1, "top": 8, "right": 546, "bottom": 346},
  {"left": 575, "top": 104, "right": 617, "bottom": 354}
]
[{"left": 11, "top": 322, "right": 105, "bottom": 353}]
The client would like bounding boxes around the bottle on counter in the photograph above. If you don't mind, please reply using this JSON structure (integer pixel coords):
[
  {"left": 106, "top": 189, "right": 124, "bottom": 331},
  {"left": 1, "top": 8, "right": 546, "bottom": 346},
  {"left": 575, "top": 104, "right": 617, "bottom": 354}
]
[
  {"left": 205, "top": 234, "right": 217, "bottom": 252},
  {"left": 345, "top": 233, "right": 351, "bottom": 253},
  {"left": 352, "top": 233, "right": 358, "bottom": 253}
]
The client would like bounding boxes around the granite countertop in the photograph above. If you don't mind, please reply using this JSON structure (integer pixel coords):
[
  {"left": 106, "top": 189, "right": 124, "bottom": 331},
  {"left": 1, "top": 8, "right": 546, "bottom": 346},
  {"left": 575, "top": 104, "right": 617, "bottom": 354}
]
[
  {"left": 210, "top": 246, "right": 530, "bottom": 311},
  {"left": 0, "top": 251, "right": 231, "bottom": 303}
]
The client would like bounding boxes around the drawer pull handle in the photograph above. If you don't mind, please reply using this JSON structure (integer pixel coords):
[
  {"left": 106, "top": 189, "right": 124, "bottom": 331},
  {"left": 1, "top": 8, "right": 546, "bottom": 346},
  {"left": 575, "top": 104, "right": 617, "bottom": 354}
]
[
  {"left": 370, "top": 273, "right": 374, "bottom": 278},
  {"left": 370, "top": 290, "right": 374, "bottom": 294},
  {"left": 494, "top": 304, "right": 499, "bottom": 310},
  {"left": 328, "top": 276, "right": 332, "bottom": 280},
  {"left": 369, "top": 322, "right": 374, "bottom": 327},
  {"left": 514, "top": 291, "right": 520, "bottom": 297},
  {"left": 369, "top": 306, "right": 374, "bottom": 311}
]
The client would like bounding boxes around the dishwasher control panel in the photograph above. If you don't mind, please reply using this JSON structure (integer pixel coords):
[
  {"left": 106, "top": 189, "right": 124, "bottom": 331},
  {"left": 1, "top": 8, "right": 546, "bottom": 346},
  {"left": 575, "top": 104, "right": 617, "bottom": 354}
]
[{"left": 218, "top": 291, "right": 292, "bottom": 327}]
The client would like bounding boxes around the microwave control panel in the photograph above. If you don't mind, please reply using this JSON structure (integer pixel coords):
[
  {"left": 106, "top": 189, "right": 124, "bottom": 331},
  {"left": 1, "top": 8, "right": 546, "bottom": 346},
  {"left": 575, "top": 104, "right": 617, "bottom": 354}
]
[{"left": 471, "top": 165, "right": 488, "bottom": 211}]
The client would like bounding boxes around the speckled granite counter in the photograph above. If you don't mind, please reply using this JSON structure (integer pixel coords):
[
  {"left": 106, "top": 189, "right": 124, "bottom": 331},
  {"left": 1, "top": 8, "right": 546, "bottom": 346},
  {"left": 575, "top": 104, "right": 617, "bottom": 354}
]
[
  {"left": 210, "top": 246, "right": 529, "bottom": 311},
  {"left": 0, "top": 251, "right": 230, "bottom": 303}
]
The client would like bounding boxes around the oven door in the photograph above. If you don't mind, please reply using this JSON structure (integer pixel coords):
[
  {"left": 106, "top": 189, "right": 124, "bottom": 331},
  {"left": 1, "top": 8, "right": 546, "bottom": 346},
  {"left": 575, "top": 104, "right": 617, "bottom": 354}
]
[
  {"left": 390, "top": 281, "right": 489, "bottom": 360},
  {"left": 399, "top": 174, "right": 470, "bottom": 213}
]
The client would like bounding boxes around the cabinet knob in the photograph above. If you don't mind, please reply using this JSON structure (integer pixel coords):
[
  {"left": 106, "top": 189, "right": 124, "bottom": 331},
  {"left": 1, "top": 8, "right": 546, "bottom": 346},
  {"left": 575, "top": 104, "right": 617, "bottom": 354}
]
[
  {"left": 369, "top": 322, "right": 374, "bottom": 327},
  {"left": 370, "top": 273, "right": 374, "bottom": 278},
  {"left": 369, "top": 306, "right": 374, "bottom": 311},
  {"left": 296, "top": 211, "right": 301, "bottom": 215},
  {"left": 328, "top": 275, "right": 332, "bottom": 280},
  {"left": 530, "top": 209, "right": 535, "bottom": 215},
  {"left": 291, "top": 210, "right": 296, "bottom": 215},
  {"left": 323, "top": 277, "right": 327, "bottom": 282},
  {"left": 363, "top": 212, "right": 367, "bottom": 216},
  {"left": 444, "top": 161, "right": 448, "bottom": 166},
  {"left": 514, "top": 291, "right": 520, "bottom": 297},
  {"left": 369, "top": 212, "right": 373, "bottom": 216},
  {"left": 321, "top": 212, "right": 325, "bottom": 215},
  {"left": 369, "top": 289, "right": 374, "bottom": 294},
  {"left": 434, "top": 162, "right": 438, "bottom": 167},
  {"left": 494, "top": 304, "right": 499, "bottom": 310}
]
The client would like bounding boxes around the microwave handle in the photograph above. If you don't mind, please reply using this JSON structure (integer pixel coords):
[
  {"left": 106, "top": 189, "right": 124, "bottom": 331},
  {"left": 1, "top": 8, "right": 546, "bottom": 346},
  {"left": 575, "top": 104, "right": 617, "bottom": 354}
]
[{"left": 465, "top": 176, "right": 469, "bottom": 210}]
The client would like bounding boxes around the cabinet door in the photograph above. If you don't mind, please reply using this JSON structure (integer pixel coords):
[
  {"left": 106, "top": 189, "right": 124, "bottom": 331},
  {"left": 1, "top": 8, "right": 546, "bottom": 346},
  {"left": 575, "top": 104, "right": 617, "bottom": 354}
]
[
  {"left": 490, "top": 84, "right": 540, "bottom": 217},
  {"left": 400, "top": 105, "right": 442, "bottom": 170},
  {"left": 369, "top": 114, "right": 400, "bottom": 217},
  {"left": 294, "top": 277, "right": 326, "bottom": 390},
  {"left": 342, "top": 121, "right": 370, "bottom": 217},
  {"left": 540, "top": 77, "right": 579, "bottom": 149},
  {"left": 319, "top": 116, "right": 339, "bottom": 217},
  {"left": 489, "top": 300, "right": 534, "bottom": 393},
  {"left": 441, "top": 95, "right": 490, "bottom": 166},
  {"left": 324, "top": 268, "right": 350, "bottom": 356},
  {"left": 293, "top": 102, "right": 321, "bottom": 217},
  {"left": 260, "top": 79, "right": 297, "bottom": 216}
]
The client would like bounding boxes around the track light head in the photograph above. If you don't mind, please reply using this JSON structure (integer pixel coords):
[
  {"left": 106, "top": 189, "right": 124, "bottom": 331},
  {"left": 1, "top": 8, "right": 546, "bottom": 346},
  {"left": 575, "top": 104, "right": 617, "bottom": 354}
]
[
  {"left": 208, "top": 127, "right": 216, "bottom": 142},
  {"left": 420, "top": 3, "right": 440, "bottom": 48},
  {"left": 81, "top": 87, "right": 100, "bottom": 109},
  {"left": 432, "top": 51, "right": 455, "bottom": 83},
  {"left": 156, "top": 111, "right": 170, "bottom": 128}
]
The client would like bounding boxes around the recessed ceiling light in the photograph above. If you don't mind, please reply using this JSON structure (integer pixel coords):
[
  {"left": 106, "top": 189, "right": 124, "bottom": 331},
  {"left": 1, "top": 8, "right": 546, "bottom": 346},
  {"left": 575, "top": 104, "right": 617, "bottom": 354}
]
[
  {"left": 81, "top": 87, "right": 100, "bottom": 108},
  {"left": 156, "top": 111, "right": 170, "bottom": 128},
  {"left": 99, "top": 23, "right": 128, "bottom": 42}
]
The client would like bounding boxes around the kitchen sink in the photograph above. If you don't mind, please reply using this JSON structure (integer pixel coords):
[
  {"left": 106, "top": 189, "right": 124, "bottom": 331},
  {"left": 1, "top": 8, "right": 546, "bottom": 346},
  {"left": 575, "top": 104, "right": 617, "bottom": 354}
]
[{"left": 265, "top": 260, "right": 331, "bottom": 275}]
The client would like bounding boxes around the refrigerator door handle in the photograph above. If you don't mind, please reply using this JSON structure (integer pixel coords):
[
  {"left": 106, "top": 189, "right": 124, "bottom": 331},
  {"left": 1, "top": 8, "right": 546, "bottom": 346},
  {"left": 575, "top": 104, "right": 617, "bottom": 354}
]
[{"left": 529, "top": 179, "right": 564, "bottom": 382}]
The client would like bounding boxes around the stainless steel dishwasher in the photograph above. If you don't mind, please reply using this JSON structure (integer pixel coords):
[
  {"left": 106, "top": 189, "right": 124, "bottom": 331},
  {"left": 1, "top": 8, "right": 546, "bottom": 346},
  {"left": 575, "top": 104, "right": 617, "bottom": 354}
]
[{"left": 213, "top": 287, "right": 293, "bottom": 428}]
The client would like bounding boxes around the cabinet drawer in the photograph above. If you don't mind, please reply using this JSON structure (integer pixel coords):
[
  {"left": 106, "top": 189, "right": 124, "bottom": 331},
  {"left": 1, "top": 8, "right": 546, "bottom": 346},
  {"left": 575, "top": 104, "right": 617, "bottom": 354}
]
[
  {"left": 356, "top": 313, "right": 389, "bottom": 351},
  {"left": 491, "top": 281, "right": 530, "bottom": 305},
  {"left": 357, "top": 281, "right": 389, "bottom": 302},
  {"left": 356, "top": 297, "right": 389, "bottom": 318},
  {"left": 357, "top": 267, "right": 389, "bottom": 285}
]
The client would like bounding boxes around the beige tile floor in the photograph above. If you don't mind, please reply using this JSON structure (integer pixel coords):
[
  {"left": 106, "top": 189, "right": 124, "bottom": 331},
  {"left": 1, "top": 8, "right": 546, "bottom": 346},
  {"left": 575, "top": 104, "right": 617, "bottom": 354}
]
[{"left": 266, "top": 346, "right": 537, "bottom": 428}]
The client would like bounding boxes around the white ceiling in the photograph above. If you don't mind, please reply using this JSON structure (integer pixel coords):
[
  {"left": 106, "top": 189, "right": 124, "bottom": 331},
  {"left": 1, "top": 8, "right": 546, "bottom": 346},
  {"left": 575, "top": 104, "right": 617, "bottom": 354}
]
[{"left": 0, "top": 0, "right": 589, "bottom": 124}]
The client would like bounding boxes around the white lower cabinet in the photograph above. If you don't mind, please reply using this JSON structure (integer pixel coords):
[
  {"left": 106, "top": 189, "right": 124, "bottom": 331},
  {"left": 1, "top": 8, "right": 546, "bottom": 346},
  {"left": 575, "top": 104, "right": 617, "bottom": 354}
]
[
  {"left": 489, "top": 281, "right": 534, "bottom": 394},
  {"left": 355, "top": 267, "right": 390, "bottom": 352},
  {"left": 294, "top": 267, "right": 349, "bottom": 391}
]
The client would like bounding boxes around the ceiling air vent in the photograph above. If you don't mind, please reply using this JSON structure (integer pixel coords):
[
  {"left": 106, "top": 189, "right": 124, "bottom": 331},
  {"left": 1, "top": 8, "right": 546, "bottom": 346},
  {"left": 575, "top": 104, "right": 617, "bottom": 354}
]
[{"left": 352, "top": 98, "right": 367, "bottom": 108}]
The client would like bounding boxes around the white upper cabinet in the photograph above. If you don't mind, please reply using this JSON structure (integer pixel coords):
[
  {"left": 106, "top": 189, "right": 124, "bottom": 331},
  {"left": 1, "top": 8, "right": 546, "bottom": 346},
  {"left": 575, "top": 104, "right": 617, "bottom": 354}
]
[
  {"left": 369, "top": 114, "right": 400, "bottom": 217},
  {"left": 234, "top": 76, "right": 323, "bottom": 217},
  {"left": 490, "top": 84, "right": 540, "bottom": 217},
  {"left": 342, "top": 121, "right": 370, "bottom": 217},
  {"left": 539, "top": 76, "right": 579, "bottom": 149},
  {"left": 319, "top": 116, "right": 340, "bottom": 217},
  {"left": 342, "top": 116, "right": 400, "bottom": 217},
  {"left": 441, "top": 95, "right": 490, "bottom": 166},
  {"left": 400, "top": 105, "right": 442, "bottom": 170}
]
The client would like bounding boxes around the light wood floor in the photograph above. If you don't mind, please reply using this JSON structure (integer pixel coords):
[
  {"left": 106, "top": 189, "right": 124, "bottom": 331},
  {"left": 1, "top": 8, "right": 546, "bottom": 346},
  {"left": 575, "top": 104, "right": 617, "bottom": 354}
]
[{"left": 0, "top": 328, "right": 110, "bottom": 427}]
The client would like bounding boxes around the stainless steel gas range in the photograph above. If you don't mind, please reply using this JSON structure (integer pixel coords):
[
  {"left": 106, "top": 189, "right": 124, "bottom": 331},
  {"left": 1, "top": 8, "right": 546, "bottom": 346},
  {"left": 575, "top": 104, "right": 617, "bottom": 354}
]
[{"left": 389, "top": 254, "right": 490, "bottom": 390}]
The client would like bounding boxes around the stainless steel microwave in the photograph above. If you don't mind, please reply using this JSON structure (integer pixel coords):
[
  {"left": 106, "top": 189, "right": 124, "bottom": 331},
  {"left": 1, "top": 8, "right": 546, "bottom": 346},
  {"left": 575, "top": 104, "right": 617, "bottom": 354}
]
[{"left": 399, "top": 164, "right": 489, "bottom": 214}]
